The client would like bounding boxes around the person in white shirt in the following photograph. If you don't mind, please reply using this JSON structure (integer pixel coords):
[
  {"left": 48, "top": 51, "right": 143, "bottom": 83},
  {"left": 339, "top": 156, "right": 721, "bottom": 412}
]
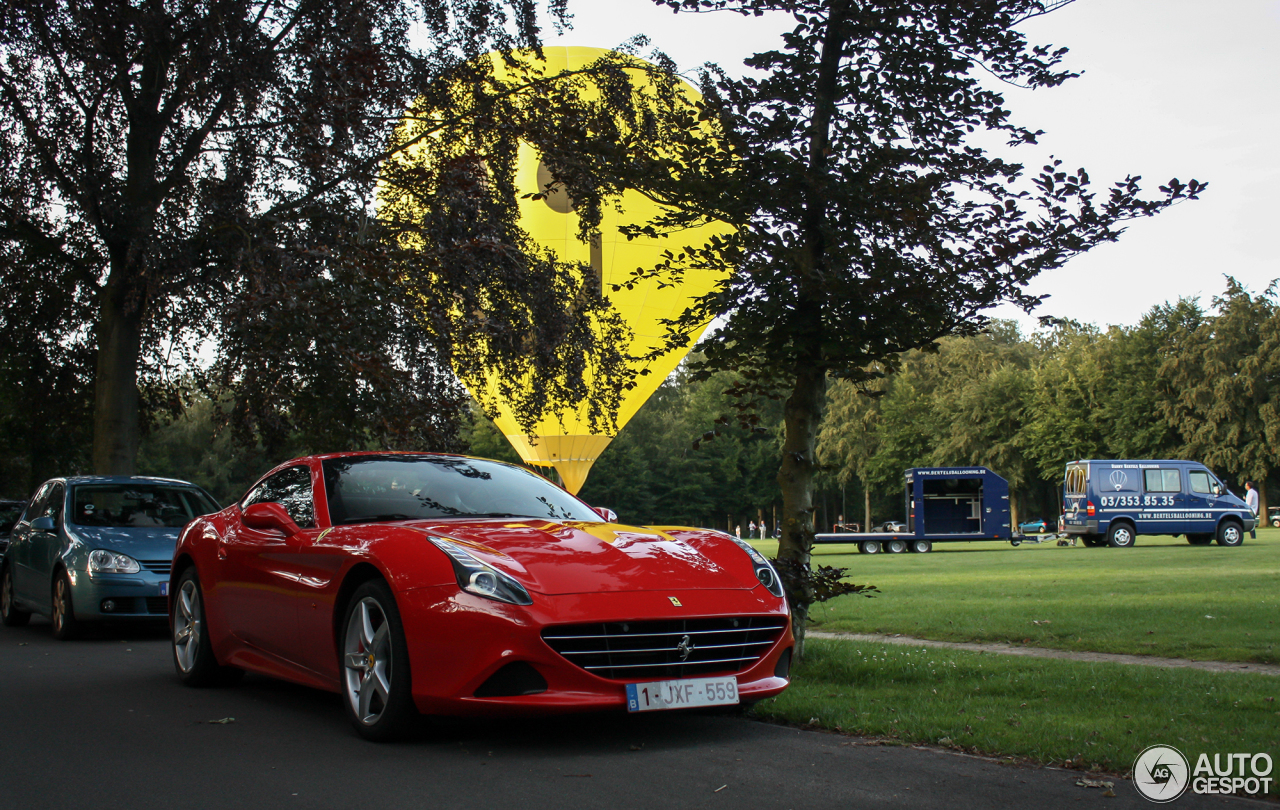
[{"left": 1244, "top": 481, "right": 1259, "bottom": 540}]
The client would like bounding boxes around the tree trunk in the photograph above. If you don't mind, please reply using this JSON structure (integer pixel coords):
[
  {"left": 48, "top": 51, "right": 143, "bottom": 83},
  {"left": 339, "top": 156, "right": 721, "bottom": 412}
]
[
  {"left": 863, "top": 478, "right": 871, "bottom": 532},
  {"left": 91, "top": 287, "right": 145, "bottom": 475},
  {"left": 776, "top": 363, "right": 826, "bottom": 659},
  {"left": 1009, "top": 491, "right": 1019, "bottom": 533}
]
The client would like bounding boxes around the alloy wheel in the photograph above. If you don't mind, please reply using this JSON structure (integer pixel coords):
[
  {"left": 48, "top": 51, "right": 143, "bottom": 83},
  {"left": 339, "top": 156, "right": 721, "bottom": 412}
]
[
  {"left": 173, "top": 579, "right": 202, "bottom": 673},
  {"left": 343, "top": 597, "right": 393, "bottom": 726}
]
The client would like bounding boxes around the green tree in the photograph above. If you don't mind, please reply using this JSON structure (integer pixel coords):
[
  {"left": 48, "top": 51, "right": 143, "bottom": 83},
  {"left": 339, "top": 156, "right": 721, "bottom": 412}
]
[
  {"left": 1158, "top": 278, "right": 1280, "bottom": 517},
  {"left": 1, "top": 0, "right": 632, "bottom": 475},
  {"left": 595, "top": 0, "right": 1203, "bottom": 652}
]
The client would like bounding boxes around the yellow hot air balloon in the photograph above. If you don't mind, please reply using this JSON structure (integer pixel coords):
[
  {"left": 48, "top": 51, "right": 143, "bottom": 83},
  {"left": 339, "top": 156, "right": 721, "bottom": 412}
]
[{"left": 387, "top": 47, "right": 731, "bottom": 494}]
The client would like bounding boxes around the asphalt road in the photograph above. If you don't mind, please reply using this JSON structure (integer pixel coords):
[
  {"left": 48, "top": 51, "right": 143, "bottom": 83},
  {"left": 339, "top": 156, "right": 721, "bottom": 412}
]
[{"left": 0, "top": 618, "right": 1264, "bottom": 810}]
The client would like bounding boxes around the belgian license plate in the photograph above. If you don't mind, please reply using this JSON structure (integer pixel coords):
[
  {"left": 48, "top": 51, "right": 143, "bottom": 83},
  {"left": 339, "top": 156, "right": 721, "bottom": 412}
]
[
  {"left": 158, "top": 581, "right": 168, "bottom": 597},
  {"left": 626, "top": 676, "right": 738, "bottom": 712}
]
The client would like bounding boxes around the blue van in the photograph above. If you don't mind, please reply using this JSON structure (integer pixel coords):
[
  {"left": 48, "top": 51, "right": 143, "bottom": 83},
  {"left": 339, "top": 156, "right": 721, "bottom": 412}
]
[{"left": 1062, "top": 460, "right": 1255, "bottom": 547}]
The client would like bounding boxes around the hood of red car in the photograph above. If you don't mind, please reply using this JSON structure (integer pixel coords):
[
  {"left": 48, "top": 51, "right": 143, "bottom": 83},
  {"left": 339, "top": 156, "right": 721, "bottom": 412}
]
[{"left": 421, "top": 520, "right": 754, "bottom": 595}]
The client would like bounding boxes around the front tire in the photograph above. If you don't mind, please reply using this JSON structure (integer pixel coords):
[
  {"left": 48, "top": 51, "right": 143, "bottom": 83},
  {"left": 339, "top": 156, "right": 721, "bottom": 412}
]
[
  {"left": 172, "top": 568, "right": 242, "bottom": 686},
  {"left": 1, "top": 565, "right": 30, "bottom": 627},
  {"left": 1106, "top": 522, "right": 1136, "bottom": 548},
  {"left": 1216, "top": 520, "right": 1244, "bottom": 547},
  {"left": 51, "top": 570, "right": 81, "bottom": 640},
  {"left": 341, "top": 580, "right": 416, "bottom": 741}
]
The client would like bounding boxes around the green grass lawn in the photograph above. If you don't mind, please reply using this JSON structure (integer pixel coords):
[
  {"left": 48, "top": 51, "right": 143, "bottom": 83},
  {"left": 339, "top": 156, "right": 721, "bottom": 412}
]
[
  {"left": 751, "top": 638, "right": 1280, "bottom": 789},
  {"left": 751, "top": 528, "right": 1280, "bottom": 664}
]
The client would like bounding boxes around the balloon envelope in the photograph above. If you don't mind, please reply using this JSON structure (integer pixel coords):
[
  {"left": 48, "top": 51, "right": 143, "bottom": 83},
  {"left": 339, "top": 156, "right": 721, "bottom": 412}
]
[{"left": 482, "top": 47, "right": 730, "bottom": 494}]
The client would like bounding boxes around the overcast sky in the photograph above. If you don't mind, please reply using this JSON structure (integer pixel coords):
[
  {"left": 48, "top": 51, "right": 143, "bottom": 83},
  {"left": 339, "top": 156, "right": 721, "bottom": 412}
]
[{"left": 542, "top": 0, "right": 1280, "bottom": 334}]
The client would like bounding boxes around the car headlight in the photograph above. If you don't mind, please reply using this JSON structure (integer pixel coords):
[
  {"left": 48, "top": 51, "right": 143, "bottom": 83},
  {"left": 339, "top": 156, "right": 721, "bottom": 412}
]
[
  {"left": 88, "top": 550, "right": 141, "bottom": 574},
  {"left": 730, "top": 537, "right": 785, "bottom": 598},
  {"left": 429, "top": 538, "right": 532, "bottom": 606}
]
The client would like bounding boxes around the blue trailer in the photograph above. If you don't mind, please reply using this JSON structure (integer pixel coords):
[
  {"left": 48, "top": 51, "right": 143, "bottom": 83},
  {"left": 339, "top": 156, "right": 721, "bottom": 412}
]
[{"left": 814, "top": 466, "right": 1014, "bottom": 554}]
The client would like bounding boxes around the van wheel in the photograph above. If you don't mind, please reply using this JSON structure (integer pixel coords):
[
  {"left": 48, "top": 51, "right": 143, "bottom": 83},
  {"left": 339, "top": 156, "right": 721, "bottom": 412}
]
[
  {"left": 1186, "top": 534, "right": 1213, "bottom": 546},
  {"left": 1081, "top": 535, "right": 1104, "bottom": 548},
  {"left": 1106, "top": 523, "right": 1136, "bottom": 548},
  {"left": 858, "top": 540, "right": 881, "bottom": 554},
  {"left": 1216, "top": 521, "right": 1244, "bottom": 547}
]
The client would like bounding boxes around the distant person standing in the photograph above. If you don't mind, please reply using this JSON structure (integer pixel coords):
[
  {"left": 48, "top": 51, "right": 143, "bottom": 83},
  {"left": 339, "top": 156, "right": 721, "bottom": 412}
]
[
  {"left": 735, "top": 524, "right": 742, "bottom": 539},
  {"left": 1245, "top": 481, "right": 1259, "bottom": 539},
  {"left": 749, "top": 520, "right": 757, "bottom": 539}
]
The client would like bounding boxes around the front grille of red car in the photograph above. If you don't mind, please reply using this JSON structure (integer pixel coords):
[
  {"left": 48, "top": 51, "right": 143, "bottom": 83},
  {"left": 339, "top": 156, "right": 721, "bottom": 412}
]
[{"left": 541, "top": 616, "right": 788, "bottom": 681}]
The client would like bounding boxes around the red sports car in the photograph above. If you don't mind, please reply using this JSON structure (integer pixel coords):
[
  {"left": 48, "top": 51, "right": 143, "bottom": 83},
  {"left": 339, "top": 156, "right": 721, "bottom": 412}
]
[{"left": 169, "top": 452, "right": 793, "bottom": 739}]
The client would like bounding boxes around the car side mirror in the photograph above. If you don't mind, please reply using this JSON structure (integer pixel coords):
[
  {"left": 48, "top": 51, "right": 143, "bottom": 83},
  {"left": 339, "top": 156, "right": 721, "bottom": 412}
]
[
  {"left": 30, "top": 516, "right": 55, "bottom": 532},
  {"left": 593, "top": 507, "right": 618, "bottom": 523},
  {"left": 242, "top": 502, "right": 301, "bottom": 535}
]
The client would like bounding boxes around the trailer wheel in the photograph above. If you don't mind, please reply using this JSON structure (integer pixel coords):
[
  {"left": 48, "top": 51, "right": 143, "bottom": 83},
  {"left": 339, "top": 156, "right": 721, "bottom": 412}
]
[
  {"left": 1106, "top": 522, "right": 1136, "bottom": 548},
  {"left": 886, "top": 539, "right": 907, "bottom": 553},
  {"left": 909, "top": 540, "right": 932, "bottom": 553},
  {"left": 858, "top": 540, "right": 882, "bottom": 555},
  {"left": 1010, "top": 539, "right": 1021, "bottom": 547}
]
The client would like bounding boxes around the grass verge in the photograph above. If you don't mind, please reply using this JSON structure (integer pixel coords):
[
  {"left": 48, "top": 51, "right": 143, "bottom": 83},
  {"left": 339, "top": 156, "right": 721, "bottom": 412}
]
[
  {"left": 753, "top": 638, "right": 1279, "bottom": 793},
  {"left": 751, "top": 530, "right": 1280, "bottom": 664}
]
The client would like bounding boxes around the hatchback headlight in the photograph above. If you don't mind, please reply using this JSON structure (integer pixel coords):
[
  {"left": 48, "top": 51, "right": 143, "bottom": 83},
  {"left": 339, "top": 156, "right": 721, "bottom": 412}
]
[
  {"left": 88, "top": 550, "right": 141, "bottom": 574},
  {"left": 730, "top": 537, "right": 785, "bottom": 598},
  {"left": 429, "top": 538, "right": 532, "bottom": 606}
]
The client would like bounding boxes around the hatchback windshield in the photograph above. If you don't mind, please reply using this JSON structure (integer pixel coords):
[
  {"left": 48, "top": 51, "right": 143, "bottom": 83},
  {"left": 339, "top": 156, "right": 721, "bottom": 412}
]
[
  {"left": 322, "top": 456, "right": 600, "bottom": 524},
  {"left": 71, "top": 485, "right": 219, "bottom": 528}
]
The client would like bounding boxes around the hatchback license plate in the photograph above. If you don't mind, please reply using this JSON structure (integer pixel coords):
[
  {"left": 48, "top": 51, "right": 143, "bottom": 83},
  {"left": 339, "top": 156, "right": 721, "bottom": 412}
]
[
  {"left": 158, "top": 581, "right": 168, "bottom": 597},
  {"left": 626, "top": 676, "right": 738, "bottom": 712}
]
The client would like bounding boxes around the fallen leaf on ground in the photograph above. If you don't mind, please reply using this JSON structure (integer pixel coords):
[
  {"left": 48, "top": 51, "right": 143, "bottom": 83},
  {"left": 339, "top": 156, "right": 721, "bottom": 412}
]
[
  {"left": 1076, "top": 779, "right": 1114, "bottom": 790},
  {"left": 207, "top": 717, "right": 236, "bottom": 724}
]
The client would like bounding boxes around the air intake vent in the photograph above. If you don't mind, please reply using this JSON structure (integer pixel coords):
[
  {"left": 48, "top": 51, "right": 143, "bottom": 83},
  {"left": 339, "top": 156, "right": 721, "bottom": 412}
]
[
  {"left": 542, "top": 616, "right": 787, "bottom": 681},
  {"left": 140, "top": 560, "right": 171, "bottom": 576}
]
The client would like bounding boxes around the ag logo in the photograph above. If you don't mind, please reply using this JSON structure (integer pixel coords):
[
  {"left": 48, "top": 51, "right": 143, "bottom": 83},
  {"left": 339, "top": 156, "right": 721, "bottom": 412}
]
[
  {"left": 1110, "top": 470, "right": 1129, "bottom": 491},
  {"left": 1133, "top": 744, "right": 1189, "bottom": 803}
]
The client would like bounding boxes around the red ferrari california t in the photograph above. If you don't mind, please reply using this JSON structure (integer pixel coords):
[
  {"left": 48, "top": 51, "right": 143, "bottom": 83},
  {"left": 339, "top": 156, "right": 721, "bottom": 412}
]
[{"left": 169, "top": 452, "right": 793, "bottom": 739}]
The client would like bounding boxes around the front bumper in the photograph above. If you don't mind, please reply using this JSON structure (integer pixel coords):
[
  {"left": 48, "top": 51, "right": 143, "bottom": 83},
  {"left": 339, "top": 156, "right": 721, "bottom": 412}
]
[
  {"left": 70, "top": 568, "right": 170, "bottom": 619},
  {"left": 398, "top": 585, "right": 793, "bottom": 716}
]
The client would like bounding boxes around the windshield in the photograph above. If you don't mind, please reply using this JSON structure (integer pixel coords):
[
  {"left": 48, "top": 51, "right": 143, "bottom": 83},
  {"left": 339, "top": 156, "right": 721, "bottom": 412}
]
[
  {"left": 322, "top": 456, "right": 600, "bottom": 525},
  {"left": 71, "top": 484, "right": 220, "bottom": 528}
]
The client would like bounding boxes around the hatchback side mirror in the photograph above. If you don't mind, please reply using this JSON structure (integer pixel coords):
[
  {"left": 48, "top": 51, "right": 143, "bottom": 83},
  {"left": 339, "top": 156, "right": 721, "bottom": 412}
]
[
  {"left": 30, "top": 516, "right": 55, "bottom": 532},
  {"left": 242, "top": 502, "right": 301, "bottom": 535}
]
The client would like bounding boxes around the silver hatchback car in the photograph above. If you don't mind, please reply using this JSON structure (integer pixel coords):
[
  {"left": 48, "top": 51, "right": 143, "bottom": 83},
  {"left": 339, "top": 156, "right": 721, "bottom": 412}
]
[{"left": 0, "top": 476, "right": 219, "bottom": 638}]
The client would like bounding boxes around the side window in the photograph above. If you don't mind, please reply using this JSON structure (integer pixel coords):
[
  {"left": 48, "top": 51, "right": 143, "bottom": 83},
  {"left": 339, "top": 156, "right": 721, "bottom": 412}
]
[
  {"left": 1188, "top": 471, "right": 1212, "bottom": 495},
  {"left": 43, "top": 484, "right": 66, "bottom": 525},
  {"left": 242, "top": 466, "right": 316, "bottom": 529},
  {"left": 23, "top": 483, "right": 52, "bottom": 524},
  {"left": 1143, "top": 469, "right": 1181, "bottom": 493}
]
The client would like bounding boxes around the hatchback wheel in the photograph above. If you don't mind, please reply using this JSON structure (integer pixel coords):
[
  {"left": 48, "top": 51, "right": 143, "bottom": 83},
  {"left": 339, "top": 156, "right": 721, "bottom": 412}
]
[
  {"left": 51, "top": 570, "right": 81, "bottom": 640},
  {"left": 342, "top": 580, "right": 416, "bottom": 741},
  {"left": 1, "top": 565, "right": 30, "bottom": 627}
]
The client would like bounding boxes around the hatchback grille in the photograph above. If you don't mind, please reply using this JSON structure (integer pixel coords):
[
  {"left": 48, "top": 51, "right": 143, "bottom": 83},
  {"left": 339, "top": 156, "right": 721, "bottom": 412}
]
[
  {"left": 542, "top": 616, "right": 788, "bottom": 681},
  {"left": 140, "top": 560, "right": 171, "bottom": 576},
  {"left": 145, "top": 597, "right": 168, "bottom": 615}
]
